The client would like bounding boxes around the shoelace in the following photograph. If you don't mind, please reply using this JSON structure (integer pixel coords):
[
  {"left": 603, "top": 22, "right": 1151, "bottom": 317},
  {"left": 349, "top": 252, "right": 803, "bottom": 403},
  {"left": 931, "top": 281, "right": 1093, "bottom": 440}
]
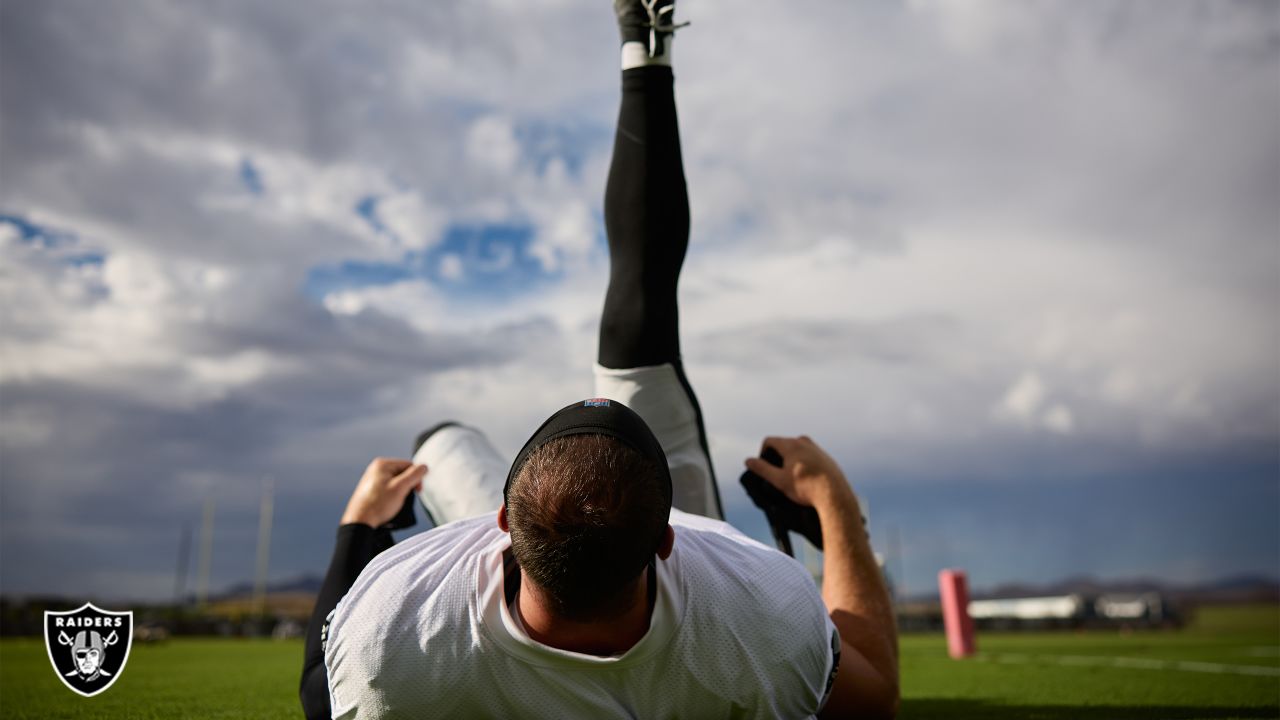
[{"left": 641, "top": 0, "right": 690, "bottom": 57}]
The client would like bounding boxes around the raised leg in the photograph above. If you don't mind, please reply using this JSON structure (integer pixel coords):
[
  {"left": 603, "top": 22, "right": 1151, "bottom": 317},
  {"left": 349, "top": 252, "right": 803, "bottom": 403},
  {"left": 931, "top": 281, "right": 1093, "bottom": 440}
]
[{"left": 596, "top": 20, "right": 723, "bottom": 518}]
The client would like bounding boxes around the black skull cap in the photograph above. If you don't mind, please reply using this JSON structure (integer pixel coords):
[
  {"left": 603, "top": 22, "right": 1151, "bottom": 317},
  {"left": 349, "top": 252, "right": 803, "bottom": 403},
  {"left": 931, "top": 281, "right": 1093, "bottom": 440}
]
[{"left": 504, "top": 398, "right": 672, "bottom": 506}]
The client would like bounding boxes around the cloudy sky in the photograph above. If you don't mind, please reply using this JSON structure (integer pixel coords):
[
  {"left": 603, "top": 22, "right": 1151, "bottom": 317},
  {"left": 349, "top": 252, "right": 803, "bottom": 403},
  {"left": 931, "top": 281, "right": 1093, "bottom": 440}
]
[{"left": 1, "top": 0, "right": 1276, "bottom": 602}]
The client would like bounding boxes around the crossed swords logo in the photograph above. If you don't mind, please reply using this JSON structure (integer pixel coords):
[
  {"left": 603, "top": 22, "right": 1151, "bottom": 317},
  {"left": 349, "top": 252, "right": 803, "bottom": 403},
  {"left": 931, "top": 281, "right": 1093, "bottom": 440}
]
[{"left": 56, "top": 629, "right": 120, "bottom": 681}]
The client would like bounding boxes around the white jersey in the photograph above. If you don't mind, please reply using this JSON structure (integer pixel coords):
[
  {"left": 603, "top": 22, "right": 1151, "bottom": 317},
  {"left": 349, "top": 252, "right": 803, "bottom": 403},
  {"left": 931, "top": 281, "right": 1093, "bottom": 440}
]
[{"left": 326, "top": 509, "right": 839, "bottom": 719}]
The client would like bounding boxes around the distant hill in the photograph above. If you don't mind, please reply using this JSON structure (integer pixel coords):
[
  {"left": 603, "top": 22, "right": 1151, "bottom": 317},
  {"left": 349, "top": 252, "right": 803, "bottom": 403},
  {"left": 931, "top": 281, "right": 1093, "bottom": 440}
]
[{"left": 217, "top": 575, "right": 324, "bottom": 599}]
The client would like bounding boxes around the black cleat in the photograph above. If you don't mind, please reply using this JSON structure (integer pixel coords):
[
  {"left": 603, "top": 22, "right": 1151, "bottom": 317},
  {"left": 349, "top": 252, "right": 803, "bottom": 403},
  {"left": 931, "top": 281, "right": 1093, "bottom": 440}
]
[{"left": 614, "top": 0, "right": 689, "bottom": 58}]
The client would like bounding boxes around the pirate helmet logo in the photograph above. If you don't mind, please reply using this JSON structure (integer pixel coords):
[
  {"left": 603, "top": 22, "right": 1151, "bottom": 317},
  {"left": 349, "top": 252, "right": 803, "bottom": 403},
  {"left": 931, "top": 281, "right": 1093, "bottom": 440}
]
[{"left": 44, "top": 603, "right": 133, "bottom": 697}]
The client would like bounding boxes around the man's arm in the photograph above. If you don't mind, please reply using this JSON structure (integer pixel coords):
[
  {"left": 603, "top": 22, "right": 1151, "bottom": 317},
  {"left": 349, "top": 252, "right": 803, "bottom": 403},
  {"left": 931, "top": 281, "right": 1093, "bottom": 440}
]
[
  {"left": 746, "top": 436, "right": 899, "bottom": 720},
  {"left": 300, "top": 524, "right": 395, "bottom": 719},
  {"left": 299, "top": 458, "right": 426, "bottom": 720}
]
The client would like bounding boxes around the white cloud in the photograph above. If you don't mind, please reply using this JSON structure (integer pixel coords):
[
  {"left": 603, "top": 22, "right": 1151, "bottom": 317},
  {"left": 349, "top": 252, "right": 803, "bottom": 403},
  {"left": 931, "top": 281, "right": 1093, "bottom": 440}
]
[
  {"left": 466, "top": 115, "right": 521, "bottom": 175},
  {"left": 1042, "top": 404, "right": 1076, "bottom": 435},
  {"left": 319, "top": 280, "right": 448, "bottom": 334},
  {"left": 999, "top": 372, "right": 1048, "bottom": 422},
  {"left": 526, "top": 196, "right": 595, "bottom": 273},
  {"left": 376, "top": 191, "right": 447, "bottom": 251},
  {"left": 905, "top": 0, "right": 1044, "bottom": 52},
  {"left": 187, "top": 349, "right": 291, "bottom": 393},
  {"left": 438, "top": 253, "right": 464, "bottom": 280}
]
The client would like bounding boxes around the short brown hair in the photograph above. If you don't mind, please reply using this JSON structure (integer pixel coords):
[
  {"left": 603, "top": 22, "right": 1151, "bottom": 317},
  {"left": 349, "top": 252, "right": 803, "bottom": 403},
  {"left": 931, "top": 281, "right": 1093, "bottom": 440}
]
[{"left": 506, "top": 434, "right": 670, "bottom": 621}]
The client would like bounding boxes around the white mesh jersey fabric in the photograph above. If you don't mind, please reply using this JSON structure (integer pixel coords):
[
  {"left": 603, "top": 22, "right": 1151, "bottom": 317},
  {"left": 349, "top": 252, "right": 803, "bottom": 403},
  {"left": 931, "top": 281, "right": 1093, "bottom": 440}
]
[{"left": 325, "top": 510, "right": 838, "bottom": 719}]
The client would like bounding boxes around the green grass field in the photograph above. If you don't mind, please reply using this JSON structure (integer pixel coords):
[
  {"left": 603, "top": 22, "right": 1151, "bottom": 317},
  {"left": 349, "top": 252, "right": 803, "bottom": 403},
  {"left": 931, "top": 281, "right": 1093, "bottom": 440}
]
[{"left": 1, "top": 605, "right": 1276, "bottom": 719}]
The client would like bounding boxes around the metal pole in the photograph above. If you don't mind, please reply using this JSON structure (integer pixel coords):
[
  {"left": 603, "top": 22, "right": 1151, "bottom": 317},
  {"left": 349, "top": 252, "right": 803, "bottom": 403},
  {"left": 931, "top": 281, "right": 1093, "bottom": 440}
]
[
  {"left": 888, "top": 524, "right": 905, "bottom": 602},
  {"left": 196, "top": 496, "right": 215, "bottom": 610},
  {"left": 173, "top": 523, "right": 191, "bottom": 605},
  {"left": 252, "top": 477, "right": 274, "bottom": 618}
]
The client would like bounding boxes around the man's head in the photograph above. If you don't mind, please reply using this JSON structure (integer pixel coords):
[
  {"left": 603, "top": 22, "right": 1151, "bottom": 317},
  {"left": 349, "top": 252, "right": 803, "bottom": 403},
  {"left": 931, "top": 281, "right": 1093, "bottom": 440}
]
[
  {"left": 506, "top": 434, "right": 671, "bottom": 621},
  {"left": 502, "top": 399, "right": 674, "bottom": 622}
]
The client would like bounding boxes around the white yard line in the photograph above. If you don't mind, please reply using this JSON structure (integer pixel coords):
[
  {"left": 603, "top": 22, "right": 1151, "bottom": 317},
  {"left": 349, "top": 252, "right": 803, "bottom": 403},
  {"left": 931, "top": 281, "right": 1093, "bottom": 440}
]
[
  {"left": 1173, "top": 660, "right": 1280, "bottom": 677},
  {"left": 977, "top": 652, "right": 1280, "bottom": 678}
]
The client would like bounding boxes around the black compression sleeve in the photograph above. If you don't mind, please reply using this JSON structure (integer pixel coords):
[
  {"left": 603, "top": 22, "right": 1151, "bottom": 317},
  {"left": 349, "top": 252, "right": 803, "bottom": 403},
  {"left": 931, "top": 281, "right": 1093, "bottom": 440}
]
[
  {"left": 599, "top": 66, "right": 690, "bottom": 369},
  {"left": 300, "top": 524, "right": 394, "bottom": 720}
]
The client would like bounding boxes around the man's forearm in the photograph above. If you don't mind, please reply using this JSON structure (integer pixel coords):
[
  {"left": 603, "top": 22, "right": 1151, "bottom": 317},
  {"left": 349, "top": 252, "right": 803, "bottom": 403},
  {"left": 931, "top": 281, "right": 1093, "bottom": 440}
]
[{"left": 815, "top": 482, "right": 899, "bottom": 707}]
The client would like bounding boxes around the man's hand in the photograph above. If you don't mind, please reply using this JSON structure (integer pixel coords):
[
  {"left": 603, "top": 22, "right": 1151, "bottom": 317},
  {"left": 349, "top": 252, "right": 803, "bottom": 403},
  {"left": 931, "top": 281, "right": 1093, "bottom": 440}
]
[
  {"left": 745, "top": 435, "right": 899, "bottom": 719},
  {"left": 744, "top": 435, "right": 855, "bottom": 509},
  {"left": 341, "top": 458, "right": 427, "bottom": 528}
]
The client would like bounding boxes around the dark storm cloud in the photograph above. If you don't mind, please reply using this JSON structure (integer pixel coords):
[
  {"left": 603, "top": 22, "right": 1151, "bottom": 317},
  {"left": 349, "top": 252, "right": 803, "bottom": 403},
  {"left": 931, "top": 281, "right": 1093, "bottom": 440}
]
[{"left": 0, "top": 312, "right": 561, "bottom": 597}]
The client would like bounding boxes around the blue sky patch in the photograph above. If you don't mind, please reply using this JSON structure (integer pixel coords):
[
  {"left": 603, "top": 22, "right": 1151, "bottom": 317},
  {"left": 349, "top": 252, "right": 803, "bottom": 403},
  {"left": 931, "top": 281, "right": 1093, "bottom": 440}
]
[
  {"left": 0, "top": 212, "right": 77, "bottom": 249},
  {"left": 239, "top": 157, "right": 264, "bottom": 195},
  {"left": 426, "top": 223, "right": 546, "bottom": 289},
  {"left": 0, "top": 213, "right": 104, "bottom": 270},
  {"left": 514, "top": 118, "right": 610, "bottom": 178},
  {"left": 354, "top": 195, "right": 386, "bottom": 236},
  {"left": 64, "top": 251, "right": 106, "bottom": 268},
  {"left": 306, "top": 259, "right": 415, "bottom": 297},
  {"left": 305, "top": 220, "right": 560, "bottom": 304}
]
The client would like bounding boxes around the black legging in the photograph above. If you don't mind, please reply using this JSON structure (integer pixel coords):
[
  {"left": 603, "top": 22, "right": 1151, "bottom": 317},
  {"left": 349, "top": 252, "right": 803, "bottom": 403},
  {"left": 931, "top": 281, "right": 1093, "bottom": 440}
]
[
  {"left": 300, "top": 66, "right": 719, "bottom": 719},
  {"left": 599, "top": 66, "right": 689, "bottom": 369}
]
